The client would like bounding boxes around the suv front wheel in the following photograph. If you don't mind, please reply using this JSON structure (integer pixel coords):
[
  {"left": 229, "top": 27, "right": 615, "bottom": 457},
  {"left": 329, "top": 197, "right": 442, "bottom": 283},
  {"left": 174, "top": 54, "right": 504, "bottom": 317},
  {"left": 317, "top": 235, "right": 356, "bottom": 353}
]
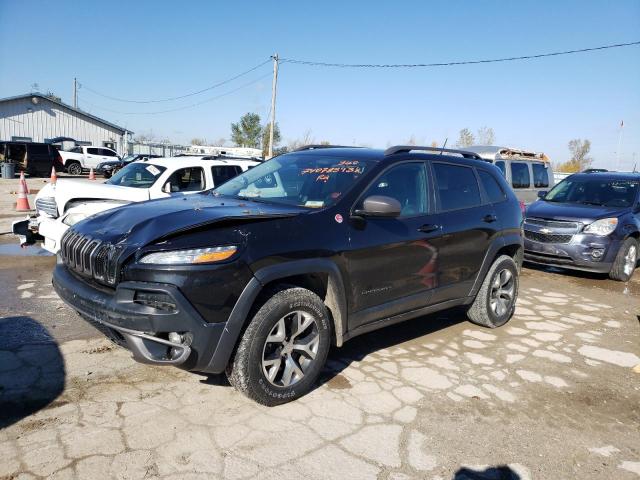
[
  {"left": 226, "top": 286, "right": 332, "bottom": 406},
  {"left": 467, "top": 255, "right": 519, "bottom": 328}
]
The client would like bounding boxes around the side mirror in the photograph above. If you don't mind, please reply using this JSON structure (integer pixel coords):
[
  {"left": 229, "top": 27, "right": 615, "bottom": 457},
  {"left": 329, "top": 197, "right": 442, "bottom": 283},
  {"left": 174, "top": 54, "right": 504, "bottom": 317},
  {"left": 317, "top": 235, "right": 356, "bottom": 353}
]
[
  {"left": 162, "top": 183, "right": 171, "bottom": 194},
  {"left": 537, "top": 190, "right": 548, "bottom": 199},
  {"left": 355, "top": 195, "right": 402, "bottom": 217}
]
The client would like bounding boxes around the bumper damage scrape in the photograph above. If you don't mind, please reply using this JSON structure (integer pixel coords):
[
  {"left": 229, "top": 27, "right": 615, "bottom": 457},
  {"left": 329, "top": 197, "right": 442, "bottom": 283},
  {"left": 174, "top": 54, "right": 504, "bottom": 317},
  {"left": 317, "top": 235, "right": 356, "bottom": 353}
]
[{"left": 52, "top": 263, "right": 226, "bottom": 372}]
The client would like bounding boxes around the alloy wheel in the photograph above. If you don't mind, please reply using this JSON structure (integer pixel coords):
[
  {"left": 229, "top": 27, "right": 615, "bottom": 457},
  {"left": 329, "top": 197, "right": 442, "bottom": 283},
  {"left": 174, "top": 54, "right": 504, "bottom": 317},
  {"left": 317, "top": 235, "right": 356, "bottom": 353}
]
[
  {"left": 261, "top": 311, "right": 320, "bottom": 387},
  {"left": 624, "top": 245, "right": 637, "bottom": 277},
  {"left": 489, "top": 268, "right": 515, "bottom": 317}
]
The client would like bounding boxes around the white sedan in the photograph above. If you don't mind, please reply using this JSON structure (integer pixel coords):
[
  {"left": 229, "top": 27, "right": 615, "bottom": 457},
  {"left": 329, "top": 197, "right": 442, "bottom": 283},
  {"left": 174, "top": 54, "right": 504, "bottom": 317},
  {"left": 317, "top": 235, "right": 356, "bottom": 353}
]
[{"left": 12, "top": 156, "right": 259, "bottom": 253}]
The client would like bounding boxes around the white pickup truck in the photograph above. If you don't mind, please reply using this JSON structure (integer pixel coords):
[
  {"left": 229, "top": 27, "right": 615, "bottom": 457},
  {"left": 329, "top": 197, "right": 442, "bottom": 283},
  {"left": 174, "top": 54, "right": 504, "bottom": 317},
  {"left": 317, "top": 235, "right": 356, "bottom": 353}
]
[
  {"left": 59, "top": 146, "right": 120, "bottom": 175},
  {"left": 12, "top": 156, "right": 258, "bottom": 253}
]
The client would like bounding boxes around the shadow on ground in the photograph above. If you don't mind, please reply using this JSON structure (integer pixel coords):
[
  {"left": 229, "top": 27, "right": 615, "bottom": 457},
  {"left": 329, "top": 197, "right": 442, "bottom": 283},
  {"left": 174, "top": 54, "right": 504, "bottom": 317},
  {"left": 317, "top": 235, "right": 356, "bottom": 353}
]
[
  {"left": 454, "top": 465, "right": 521, "bottom": 479},
  {"left": 0, "top": 316, "right": 66, "bottom": 429}
]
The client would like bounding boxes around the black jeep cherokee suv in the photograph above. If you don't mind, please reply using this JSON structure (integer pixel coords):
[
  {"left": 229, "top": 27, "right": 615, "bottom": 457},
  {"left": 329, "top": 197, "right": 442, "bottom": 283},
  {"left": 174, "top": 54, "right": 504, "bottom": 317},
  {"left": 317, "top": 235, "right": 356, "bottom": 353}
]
[{"left": 53, "top": 145, "right": 523, "bottom": 405}]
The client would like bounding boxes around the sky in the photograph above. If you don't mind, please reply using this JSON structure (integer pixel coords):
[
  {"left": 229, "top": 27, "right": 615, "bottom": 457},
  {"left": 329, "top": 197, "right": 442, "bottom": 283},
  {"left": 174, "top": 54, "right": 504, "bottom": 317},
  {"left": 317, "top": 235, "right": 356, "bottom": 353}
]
[{"left": 1, "top": 0, "right": 639, "bottom": 169}]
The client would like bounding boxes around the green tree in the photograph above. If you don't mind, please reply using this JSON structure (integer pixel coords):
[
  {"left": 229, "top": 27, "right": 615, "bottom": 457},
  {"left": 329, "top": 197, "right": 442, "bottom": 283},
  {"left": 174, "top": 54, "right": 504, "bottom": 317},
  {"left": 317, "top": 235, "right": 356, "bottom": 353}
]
[
  {"left": 261, "top": 122, "right": 282, "bottom": 157},
  {"left": 231, "top": 113, "right": 263, "bottom": 148},
  {"left": 456, "top": 128, "right": 475, "bottom": 147}
]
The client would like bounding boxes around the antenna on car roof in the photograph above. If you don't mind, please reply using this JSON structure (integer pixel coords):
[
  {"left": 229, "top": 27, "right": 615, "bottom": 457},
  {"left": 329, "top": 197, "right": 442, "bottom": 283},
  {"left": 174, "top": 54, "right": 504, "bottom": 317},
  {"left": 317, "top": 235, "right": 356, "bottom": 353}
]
[{"left": 440, "top": 138, "right": 448, "bottom": 155}]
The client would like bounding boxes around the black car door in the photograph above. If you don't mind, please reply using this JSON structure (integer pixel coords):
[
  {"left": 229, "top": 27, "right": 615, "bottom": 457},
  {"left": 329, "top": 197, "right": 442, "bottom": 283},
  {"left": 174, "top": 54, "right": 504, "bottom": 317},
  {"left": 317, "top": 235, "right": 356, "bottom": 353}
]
[
  {"left": 428, "top": 162, "right": 500, "bottom": 303},
  {"left": 346, "top": 161, "right": 440, "bottom": 329}
]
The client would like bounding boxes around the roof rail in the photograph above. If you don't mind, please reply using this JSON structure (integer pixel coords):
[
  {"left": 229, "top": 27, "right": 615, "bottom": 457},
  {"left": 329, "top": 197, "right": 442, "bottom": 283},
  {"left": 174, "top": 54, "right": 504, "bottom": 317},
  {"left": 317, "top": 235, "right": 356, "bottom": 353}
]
[
  {"left": 384, "top": 145, "right": 483, "bottom": 160},
  {"left": 293, "top": 144, "right": 361, "bottom": 152}
]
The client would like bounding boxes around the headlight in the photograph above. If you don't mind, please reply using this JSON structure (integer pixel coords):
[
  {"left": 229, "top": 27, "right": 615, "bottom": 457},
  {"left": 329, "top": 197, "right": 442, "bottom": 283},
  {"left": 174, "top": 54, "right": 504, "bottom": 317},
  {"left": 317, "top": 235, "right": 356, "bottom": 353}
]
[
  {"left": 583, "top": 218, "right": 618, "bottom": 236},
  {"left": 139, "top": 246, "right": 237, "bottom": 265},
  {"left": 62, "top": 212, "right": 88, "bottom": 226}
]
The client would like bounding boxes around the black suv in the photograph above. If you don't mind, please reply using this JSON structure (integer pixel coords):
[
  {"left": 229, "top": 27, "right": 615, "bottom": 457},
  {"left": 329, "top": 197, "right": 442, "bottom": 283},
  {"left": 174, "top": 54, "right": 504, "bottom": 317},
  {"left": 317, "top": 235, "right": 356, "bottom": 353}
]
[
  {"left": 0, "top": 141, "right": 65, "bottom": 177},
  {"left": 53, "top": 145, "right": 523, "bottom": 405}
]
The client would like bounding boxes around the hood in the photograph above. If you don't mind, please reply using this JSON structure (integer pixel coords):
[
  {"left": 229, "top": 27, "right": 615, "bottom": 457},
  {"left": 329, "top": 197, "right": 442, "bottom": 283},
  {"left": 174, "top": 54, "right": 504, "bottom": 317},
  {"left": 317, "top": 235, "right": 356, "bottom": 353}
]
[
  {"left": 72, "top": 193, "right": 307, "bottom": 247},
  {"left": 527, "top": 200, "right": 627, "bottom": 224},
  {"left": 37, "top": 180, "right": 150, "bottom": 214}
]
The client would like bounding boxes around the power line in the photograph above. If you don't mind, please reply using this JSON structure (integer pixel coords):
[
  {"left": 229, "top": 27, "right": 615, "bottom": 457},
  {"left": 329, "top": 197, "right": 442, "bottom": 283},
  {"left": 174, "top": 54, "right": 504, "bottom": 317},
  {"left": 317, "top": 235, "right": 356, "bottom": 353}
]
[
  {"left": 280, "top": 41, "right": 640, "bottom": 68},
  {"left": 78, "top": 71, "right": 274, "bottom": 115},
  {"left": 80, "top": 59, "right": 271, "bottom": 103}
]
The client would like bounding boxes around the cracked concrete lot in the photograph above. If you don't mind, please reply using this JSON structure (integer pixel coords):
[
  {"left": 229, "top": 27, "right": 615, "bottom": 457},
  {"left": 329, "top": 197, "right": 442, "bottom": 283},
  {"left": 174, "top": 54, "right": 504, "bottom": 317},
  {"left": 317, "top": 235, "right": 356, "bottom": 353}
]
[{"left": 1, "top": 250, "right": 639, "bottom": 479}]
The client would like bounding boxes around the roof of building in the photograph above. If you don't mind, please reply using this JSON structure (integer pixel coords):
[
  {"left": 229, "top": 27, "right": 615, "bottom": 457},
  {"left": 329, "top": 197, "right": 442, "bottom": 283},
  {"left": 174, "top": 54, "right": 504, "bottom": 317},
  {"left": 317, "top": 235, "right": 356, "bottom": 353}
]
[{"left": 0, "top": 93, "right": 132, "bottom": 134}]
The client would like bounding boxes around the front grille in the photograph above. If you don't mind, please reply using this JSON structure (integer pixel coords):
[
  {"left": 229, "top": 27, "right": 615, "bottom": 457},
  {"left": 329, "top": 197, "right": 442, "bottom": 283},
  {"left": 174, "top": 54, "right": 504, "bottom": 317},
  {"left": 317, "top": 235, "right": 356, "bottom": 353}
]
[
  {"left": 35, "top": 197, "right": 58, "bottom": 218},
  {"left": 524, "top": 230, "right": 573, "bottom": 244},
  {"left": 60, "top": 230, "right": 122, "bottom": 286},
  {"left": 524, "top": 217, "right": 580, "bottom": 230}
]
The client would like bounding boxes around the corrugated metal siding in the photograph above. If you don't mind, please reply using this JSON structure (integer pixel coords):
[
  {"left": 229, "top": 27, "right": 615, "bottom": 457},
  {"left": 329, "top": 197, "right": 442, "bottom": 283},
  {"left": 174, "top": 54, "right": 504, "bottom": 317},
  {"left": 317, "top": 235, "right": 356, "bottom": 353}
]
[{"left": 0, "top": 97, "right": 125, "bottom": 153}]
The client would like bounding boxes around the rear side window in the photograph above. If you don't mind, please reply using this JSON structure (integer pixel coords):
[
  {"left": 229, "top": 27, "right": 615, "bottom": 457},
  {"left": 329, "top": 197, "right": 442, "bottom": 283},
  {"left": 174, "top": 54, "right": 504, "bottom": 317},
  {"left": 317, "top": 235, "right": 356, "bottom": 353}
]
[
  {"left": 511, "top": 162, "right": 531, "bottom": 188},
  {"left": 211, "top": 165, "right": 243, "bottom": 186},
  {"left": 101, "top": 149, "right": 118, "bottom": 157},
  {"left": 433, "top": 163, "right": 481, "bottom": 211},
  {"left": 27, "top": 144, "right": 49, "bottom": 155},
  {"left": 532, "top": 163, "right": 549, "bottom": 188},
  {"left": 495, "top": 161, "right": 506, "bottom": 177},
  {"left": 165, "top": 167, "right": 205, "bottom": 192},
  {"left": 478, "top": 170, "right": 506, "bottom": 203},
  {"left": 87, "top": 147, "right": 100, "bottom": 155}
]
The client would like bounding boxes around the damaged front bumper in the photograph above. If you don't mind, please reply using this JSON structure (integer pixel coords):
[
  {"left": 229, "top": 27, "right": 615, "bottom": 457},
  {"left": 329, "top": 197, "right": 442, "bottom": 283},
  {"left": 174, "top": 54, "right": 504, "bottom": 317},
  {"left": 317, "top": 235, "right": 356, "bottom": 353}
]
[
  {"left": 12, "top": 215, "right": 66, "bottom": 253},
  {"left": 52, "top": 262, "right": 227, "bottom": 372}
]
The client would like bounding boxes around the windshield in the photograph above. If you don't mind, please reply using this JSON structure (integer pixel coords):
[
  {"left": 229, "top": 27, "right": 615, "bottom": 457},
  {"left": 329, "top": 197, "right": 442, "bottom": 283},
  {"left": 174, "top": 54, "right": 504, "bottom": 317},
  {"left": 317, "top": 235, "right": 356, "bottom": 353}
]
[
  {"left": 121, "top": 154, "right": 137, "bottom": 164},
  {"left": 106, "top": 162, "right": 166, "bottom": 189},
  {"left": 214, "top": 154, "right": 374, "bottom": 208},
  {"left": 544, "top": 177, "right": 639, "bottom": 208}
]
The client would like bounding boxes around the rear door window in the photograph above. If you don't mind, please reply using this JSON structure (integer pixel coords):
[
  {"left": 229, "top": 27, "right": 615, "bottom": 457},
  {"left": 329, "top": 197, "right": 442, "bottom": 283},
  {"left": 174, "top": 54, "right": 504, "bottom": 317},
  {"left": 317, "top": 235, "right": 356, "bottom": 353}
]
[
  {"left": 211, "top": 165, "right": 243, "bottom": 186},
  {"left": 101, "top": 149, "right": 118, "bottom": 157},
  {"left": 165, "top": 167, "right": 205, "bottom": 192},
  {"left": 511, "top": 162, "right": 531, "bottom": 189},
  {"left": 495, "top": 161, "right": 506, "bottom": 177},
  {"left": 433, "top": 163, "right": 481, "bottom": 210},
  {"left": 532, "top": 163, "right": 549, "bottom": 188},
  {"left": 478, "top": 169, "right": 506, "bottom": 203},
  {"left": 87, "top": 147, "right": 100, "bottom": 155}
]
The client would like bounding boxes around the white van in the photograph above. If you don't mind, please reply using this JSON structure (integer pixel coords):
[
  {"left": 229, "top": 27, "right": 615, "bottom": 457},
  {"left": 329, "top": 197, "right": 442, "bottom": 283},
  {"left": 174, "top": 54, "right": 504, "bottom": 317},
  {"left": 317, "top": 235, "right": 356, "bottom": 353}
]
[{"left": 464, "top": 146, "right": 554, "bottom": 204}]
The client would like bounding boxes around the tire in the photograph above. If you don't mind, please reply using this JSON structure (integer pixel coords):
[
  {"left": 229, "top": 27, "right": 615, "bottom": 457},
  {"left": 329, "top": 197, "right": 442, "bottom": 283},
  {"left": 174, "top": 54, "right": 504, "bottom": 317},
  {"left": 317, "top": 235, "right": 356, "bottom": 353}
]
[
  {"left": 226, "top": 286, "right": 332, "bottom": 406},
  {"left": 102, "top": 171, "right": 112, "bottom": 179},
  {"left": 467, "top": 255, "right": 519, "bottom": 328},
  {"left": 66, "top": 161, "right": 82, "bottom": 176},
  {"left": 609, "top": 237, "right": 638, "bottom": 282}
]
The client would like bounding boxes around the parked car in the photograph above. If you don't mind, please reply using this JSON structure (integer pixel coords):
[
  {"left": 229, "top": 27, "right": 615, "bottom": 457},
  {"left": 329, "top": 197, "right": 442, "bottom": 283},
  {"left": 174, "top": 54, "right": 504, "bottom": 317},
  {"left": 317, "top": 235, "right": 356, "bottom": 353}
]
[
  {"left": 97, "top": 153, "right": 162, "bottom": 178},
  {"left": 524, "top": 172, "right": 639, "bottom": 281},
  {"left": 464, "top": 146, "right": 554, "bottom": 205},
  {"left": 52, "top": 145, "right": 524, "bottom": 405},
  {"left": 0, "top": 141, "right": 65, "bottom": 177},
  {"left": 59, "top": 146, "right": 120, "bottom": 175},
  {"left": 12, "top": 156, "right": 258, "bottom": 253}
]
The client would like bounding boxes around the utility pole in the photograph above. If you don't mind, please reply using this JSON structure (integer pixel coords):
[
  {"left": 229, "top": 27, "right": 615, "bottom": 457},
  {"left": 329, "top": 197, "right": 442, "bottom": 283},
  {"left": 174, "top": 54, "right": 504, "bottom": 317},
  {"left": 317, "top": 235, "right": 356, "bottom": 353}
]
[
  {"left": 73, "top": 77, "right": 78, "bottom": 109},
  {"left": 267, "top": 54, "right": 279, "bottom": 159}
]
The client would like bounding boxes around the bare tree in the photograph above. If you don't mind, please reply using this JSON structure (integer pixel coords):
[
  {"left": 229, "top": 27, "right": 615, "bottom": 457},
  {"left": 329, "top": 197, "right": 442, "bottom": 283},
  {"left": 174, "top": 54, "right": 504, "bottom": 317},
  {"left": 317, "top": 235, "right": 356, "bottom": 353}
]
[
  {"left": 456, "top": 128, "right": 475, "bottom": 147},
  {"left": 213, "top": 137, "right": 226, "bottom": 146},
  {"left": 476, "top": 126, "right": 495, "bottom": 145},
  {"left": 133, "top": 131, "right": 157, "bottom": 143},
  {"left": 287, "top": 130, "right": 315, "bottom": 151},
  {"left": 405, "top": 135, "right": 417, "bottom": 146},
  {"left": 190, "top": 137, "right": 206, "bottom": 146},
  {"left": 430, "top": 141, "right": 439, "bottom": 148},
  {"left": 556, "top": 139, "right": 593, "bottom": 172}
]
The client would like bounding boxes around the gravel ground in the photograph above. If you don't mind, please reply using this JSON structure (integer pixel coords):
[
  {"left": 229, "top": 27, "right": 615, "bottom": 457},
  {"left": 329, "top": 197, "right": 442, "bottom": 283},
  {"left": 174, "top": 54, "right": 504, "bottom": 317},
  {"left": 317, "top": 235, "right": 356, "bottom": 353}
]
[{"left": 0, "top": 247, "right": 638, "bottom": 480}]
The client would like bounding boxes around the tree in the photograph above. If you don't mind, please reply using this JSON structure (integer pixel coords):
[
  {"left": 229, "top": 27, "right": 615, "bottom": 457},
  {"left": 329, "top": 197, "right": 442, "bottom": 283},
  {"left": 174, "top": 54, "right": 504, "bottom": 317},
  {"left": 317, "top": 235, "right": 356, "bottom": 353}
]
[
  {"left": 133, "top": 131, "right": 157, "bottom": 143},
  {"left": 261, "top": 122, "right": 281, "bottom": 157},
  {"left": 456, "top": 128, "right": 475, "bottom": 147},
  {"left": 190, "top": 137, "right": 206, "bottom": 146},
  {"left": 287, "top": 130, "right": 315, "bottom": 152},
  {"left": 476, "top": 126, "right": 495, "bottom": 145},
  {"left": 556, "top": 139, "right": 593, "bottom": 172},
  {"left": 45, "top": 91, "right": 61, "bottom": 103},
  {"left": 231, "top": 113, "right": 262, "bottom": 148},
  {"left": 405, "top": 135, "right": 417, "bottom": 146}
]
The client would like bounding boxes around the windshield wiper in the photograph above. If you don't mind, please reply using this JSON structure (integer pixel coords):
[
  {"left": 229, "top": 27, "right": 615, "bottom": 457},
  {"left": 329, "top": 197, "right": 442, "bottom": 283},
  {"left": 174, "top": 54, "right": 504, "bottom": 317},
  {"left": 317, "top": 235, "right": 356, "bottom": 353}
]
[{"left": 577, "top": 201, "right": 603, "bottom": 206}]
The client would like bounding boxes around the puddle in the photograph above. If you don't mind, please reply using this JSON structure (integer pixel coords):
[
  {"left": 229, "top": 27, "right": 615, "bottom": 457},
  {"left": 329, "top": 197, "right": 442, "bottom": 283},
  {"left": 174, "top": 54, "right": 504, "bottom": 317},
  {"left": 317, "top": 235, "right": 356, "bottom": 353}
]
[
  {"left": 0, "top": 244, "right": 53, "bottom": 256},
  {"left": 326, "top": 374, "right": 352, "bottom": 390}
]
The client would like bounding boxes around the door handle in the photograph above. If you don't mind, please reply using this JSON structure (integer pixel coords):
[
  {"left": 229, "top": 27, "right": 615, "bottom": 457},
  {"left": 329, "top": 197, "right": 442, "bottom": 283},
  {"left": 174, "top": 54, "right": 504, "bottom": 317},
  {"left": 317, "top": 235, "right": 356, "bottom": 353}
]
[
  {"left": 418, "top": 224, "right": 440, "bottom": 233},
  {"left": 483, "top": 214, "right": 497, "bottom": 223}
]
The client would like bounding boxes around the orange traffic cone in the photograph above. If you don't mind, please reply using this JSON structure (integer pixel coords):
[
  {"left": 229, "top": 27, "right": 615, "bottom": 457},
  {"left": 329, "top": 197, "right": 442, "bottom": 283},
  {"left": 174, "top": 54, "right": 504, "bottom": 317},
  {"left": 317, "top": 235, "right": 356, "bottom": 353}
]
[
  {"left": 16, "top": 172, "right": 31, "bottom": 211},
  {"left": 89, "top": 168, "right": 96, "bottom": 180},
  {"left": 50, "top": 166, "right": 57, "bottom": 185}
]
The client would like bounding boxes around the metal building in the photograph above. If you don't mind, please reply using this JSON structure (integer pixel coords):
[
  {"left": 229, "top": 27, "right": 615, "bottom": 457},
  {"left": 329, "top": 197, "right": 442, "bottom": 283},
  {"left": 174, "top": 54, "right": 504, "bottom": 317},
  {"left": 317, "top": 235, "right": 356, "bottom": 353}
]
[{"left": 0, "top": 93, "right": 132, "bottom": 155}]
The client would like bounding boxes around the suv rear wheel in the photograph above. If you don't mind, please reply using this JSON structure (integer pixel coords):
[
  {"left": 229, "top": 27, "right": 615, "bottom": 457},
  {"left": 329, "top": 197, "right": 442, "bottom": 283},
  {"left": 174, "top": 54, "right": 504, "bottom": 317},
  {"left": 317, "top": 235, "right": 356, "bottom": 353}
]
[
  {"left": 226, "top": 286, "right": 331, "bottom": 406},
  {"left": 609, "top": 237, "right": 638, "bottom": 282},
  {"left": 467, "top": 255, "right": 519, "bottom": 328},
  {"left": 66, "top": 161, "right": 82, "bottom": 176}
]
